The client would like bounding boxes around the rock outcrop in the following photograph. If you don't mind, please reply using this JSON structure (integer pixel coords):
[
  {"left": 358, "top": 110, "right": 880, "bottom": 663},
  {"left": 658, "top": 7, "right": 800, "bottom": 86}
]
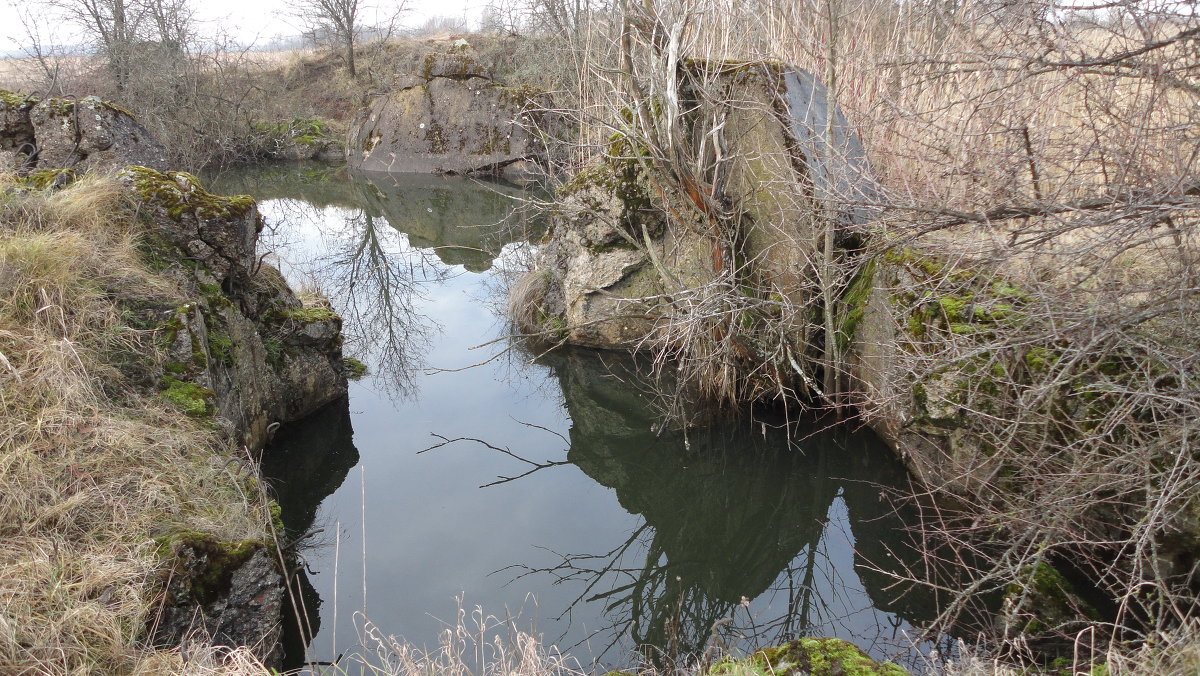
[
  {"left": 121, "top": 166, "right": 348, "bottom": 452},
  {"left": 519, "top": 63, "right": 854, "bottom": 350},
  {"left": 118, "top": 166, "right": 349, "bottom": 667},
  {"left": 1, "top": 90, "right": 168, "bottom": 173},
  {"left": 348, "top": 46, "right": 552, "bottom": 178}
]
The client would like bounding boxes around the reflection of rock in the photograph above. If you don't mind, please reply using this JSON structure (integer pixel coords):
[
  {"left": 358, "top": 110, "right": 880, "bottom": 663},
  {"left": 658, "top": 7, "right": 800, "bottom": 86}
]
[
  {"left": 262, "top": 395, "right": 359, "bottom": 538},
  {"left": 351, "top": 171, "right": 538, "bottom": 272},
  {"left": 348, "top": 45, "right": 553, "bottom": 177},
  {"left": 207, "top": 163, "right": 364, "bottom": 208},
  {"left": 262, "top": 395, "right": 360, "bottom": 669},
  {"left": 543, "top": 348, "right": 941, "bottom": 654},
  {"left": 207, "top": 163, "right": 544, "bottom": 273}
]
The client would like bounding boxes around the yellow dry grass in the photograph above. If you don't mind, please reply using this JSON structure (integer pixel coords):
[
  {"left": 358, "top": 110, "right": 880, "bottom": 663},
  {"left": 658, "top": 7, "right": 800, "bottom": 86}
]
[{"left": 0, "top": 173, "right": 270, "bottom": 675}]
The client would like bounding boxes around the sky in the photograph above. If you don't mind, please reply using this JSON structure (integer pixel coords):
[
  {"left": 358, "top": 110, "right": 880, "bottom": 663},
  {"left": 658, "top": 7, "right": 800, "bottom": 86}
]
[{"left": 0, "top": 0, "right": 485, "bottom": 56}]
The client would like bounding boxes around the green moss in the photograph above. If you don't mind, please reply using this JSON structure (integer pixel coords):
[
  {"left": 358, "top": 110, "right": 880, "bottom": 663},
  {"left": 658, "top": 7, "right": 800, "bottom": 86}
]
[
  {"left": 272, "top": 306, "right": 339, "bottom": 323},
  {"left": 156, "top": 530, "right": 264, "bottom": 605},
  {"left": 208, "top": 331, "right": 234, "bottom": 367},
  {"left": 1025, "top": 347, "right": 1058, "bottom": 373},
  {"left": 159, "top": 376, "right": 214, "bottom": 417},
  {"left": 342, "top": 357, "right": 368, "bottom": 380},
  {"left": 20, "top": 168, "right": 76, "bottom": 190},
  {"left": 268, "top": 501, "right": 285, "bottom": 534},
  {"left": 559, "top": 134, "right": 658, "bottom": 237},
  {"left": 164, "top": 361, "right": 189, "bottom": 375},
  {"left": 0, "top": 88, "right": 35, "bottom": 107},
  {"left": 123, "top": 166, "right": 256, "bottom": 222},
  {"left": 937, "top": 295, "right": 968, "bottom": 322},
  {"left": 264, "top": 337, "right": 285, "bottom": 372},
  {"left": 711, "top": 638, "right": 908, "bottom": 676},
  {"left": 837, "top": 257, "right": 876, "bottom": 353}
]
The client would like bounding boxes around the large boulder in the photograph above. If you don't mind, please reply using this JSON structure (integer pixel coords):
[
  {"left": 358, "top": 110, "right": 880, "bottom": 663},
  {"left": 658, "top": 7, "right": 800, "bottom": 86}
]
[
  {"left": 348, "top": 48, "right": 551, "bottom": 177},
  {"left": 0, "top": 90, "right": 169, "bottom": 172}
]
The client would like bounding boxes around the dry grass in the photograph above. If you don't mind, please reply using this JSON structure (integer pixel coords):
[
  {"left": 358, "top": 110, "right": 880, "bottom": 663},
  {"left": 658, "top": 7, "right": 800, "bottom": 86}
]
[
  {"left": 0, "top": 173, "right": 271, "bottom": 675},
  {"left": 343, "top": 601, "right": 585, "bottom": 676}
]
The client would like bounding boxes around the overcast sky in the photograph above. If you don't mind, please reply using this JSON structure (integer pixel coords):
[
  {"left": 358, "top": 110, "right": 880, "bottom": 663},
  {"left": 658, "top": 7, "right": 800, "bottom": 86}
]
[{"left": 0, "top": 0, "right": 485, "bottom": 56}]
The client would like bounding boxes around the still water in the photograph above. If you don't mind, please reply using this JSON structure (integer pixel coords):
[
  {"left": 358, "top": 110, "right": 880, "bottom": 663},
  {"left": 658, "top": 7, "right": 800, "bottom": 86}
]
[{"left": 208, "top": 163, "right": 946, "bottom": 671}]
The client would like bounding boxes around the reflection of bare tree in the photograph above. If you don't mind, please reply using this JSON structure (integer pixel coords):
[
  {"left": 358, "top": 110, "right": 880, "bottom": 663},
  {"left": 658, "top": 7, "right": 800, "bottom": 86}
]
[
  {"left": 318, "top": 208, "right": 450, "bottom": 399},
  {"left": 453, "top": 350, "right": 947, "bottom": 669},
  {"left": 509, "top": 503, "right": 892, "bottom": 668}
]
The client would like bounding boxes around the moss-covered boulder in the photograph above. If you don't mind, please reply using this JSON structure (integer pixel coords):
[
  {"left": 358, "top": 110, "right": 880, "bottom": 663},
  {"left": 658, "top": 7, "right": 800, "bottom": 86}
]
[{"left": 121, "top": 167, "right": 259, "bottom": 287}]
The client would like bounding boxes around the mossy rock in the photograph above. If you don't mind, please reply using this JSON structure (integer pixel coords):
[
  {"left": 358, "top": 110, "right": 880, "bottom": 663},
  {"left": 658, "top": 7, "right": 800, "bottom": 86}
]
[
  {"left": 710, "top": 638, "right": 909, "bottom": 676},
  {"left": 123, "top": 166, "right": 256, "bottom": 222},
  {"left": 156, "top": 530, "right": 266, "bottom": 605},
  {"left": 159, "top": 376, "right": 214, "bottom": 417}
]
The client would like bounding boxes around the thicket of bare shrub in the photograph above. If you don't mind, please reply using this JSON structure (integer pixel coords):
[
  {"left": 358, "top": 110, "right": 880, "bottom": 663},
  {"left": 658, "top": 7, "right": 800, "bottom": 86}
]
[{"left": 500, "top": 0, "right": 1199, "bottom": 670}]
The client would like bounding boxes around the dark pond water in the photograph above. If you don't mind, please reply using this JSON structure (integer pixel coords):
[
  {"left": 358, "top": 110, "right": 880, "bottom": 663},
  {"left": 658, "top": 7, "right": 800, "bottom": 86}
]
[{"left": 206, "top": 163, "right": 950, "bottom": 672}]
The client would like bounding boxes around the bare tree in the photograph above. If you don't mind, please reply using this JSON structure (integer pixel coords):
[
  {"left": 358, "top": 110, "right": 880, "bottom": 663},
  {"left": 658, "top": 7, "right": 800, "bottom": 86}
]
[{"left": 295, "top": 0, "right": 407, "bottom": 78}]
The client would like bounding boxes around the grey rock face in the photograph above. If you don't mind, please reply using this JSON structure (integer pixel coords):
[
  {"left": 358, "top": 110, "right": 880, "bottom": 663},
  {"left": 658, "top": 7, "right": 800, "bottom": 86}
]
[
  {"left": 16, "top": 95, "right": 169, "bottom": 172},
  {"left": 153, "top": 541, "right": 285, "bottom": 667},
  {"left": 349, "top": 56, "right": 550, "bottom": 176},
  {"left": 780, "top": 71, "right": 883, "bottom": 226}
]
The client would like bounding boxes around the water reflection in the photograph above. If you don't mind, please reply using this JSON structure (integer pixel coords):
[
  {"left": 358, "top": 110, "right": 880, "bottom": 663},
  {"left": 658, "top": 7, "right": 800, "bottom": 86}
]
[
  {"left": 520, "top": 349, "right": 943, "bottom": 665},
  {"left": 207, "top": 163, "right": 541, "bottom": 398},
  {"left": 260, "top": 395, "right": 360, "bottom": 668},
  {"left": 207, "top": 163, "right": 953, "bottom": 670}
]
